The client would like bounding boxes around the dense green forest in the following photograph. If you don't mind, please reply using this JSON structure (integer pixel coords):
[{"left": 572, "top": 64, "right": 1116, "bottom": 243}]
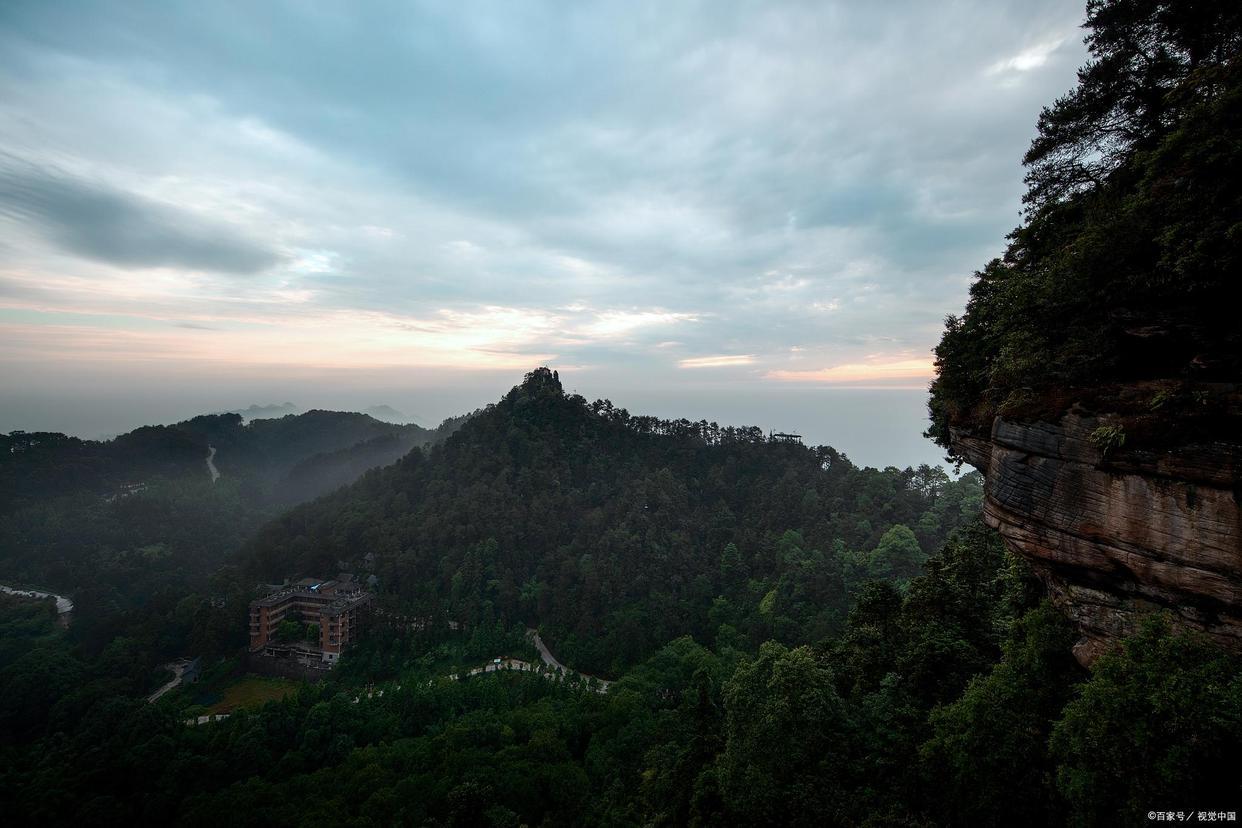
[
  {"left": 243, "top": 368, "right": 982, "bottom": 676},
  {"left": 3, "top": 1, "right": 1241, "bottom": 824},
  {"left": 4, "top": 517, "right": 1239, "bottom": 825}
]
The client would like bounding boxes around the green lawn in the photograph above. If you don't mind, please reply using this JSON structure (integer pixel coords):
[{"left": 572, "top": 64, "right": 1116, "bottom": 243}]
[{"left": 206, "top": 676, "right": 300, "bottom": 714}]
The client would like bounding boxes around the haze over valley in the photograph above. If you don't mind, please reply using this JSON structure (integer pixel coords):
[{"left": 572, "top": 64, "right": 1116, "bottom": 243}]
[{"left": 3, "top": 376, "right": 946, "bottom": 470}]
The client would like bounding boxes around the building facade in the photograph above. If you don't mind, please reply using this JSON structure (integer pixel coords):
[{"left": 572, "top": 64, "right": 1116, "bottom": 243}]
[{"left": 248, "top": 578, "right": 373, "bottom": 664}]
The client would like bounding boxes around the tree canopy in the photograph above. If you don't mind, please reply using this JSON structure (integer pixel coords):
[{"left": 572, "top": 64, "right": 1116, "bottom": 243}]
[{"left": 929, "top": 0, "right": 1242, "bottom": 452}]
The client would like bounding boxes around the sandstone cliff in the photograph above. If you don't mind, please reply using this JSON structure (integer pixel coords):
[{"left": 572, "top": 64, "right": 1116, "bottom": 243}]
[{"left": 953, "top": 412, "right": 1242, "bottom": 664}]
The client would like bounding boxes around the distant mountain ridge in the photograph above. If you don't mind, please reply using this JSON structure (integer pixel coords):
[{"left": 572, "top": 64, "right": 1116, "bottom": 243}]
[
  {"left": 219, "top": 402, "right": 301, "bottom": 420},
  {"left": 218, "top": 402, "right": 417, "bottom": 425},
  {"left": 362, "top": 405, "right": 410, "bottom": 423},
  {"left": 0, "top": 408, "right": 466, "bottom": 512}
]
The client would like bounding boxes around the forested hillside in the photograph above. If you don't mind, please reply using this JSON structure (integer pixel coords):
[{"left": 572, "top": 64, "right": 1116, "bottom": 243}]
[
  {"left": 245, "top": 368, "right": 981, "bottom": 675},
  {"left": 0, "top": 409, "right": 463, "bottom": 659}
]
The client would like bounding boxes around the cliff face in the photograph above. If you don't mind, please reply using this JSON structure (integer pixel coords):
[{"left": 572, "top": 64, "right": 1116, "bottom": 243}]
[{"left": 953, "top": 413, "right": 1242, "bottom": 664}]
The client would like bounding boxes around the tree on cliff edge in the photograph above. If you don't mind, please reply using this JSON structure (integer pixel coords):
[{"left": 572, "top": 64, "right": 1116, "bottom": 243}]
[{"left": 928, "top": 0, "right": 1242, "bottom": 450}]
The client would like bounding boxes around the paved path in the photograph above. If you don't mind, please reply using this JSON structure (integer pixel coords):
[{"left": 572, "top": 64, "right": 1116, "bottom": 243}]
[
  {"left": 148, "top": 660, "right": 190, "bottom": 703},
  {"left": 1, "top": 584, "right": 73, "bottom": 616},
  {"left": 187, "top": 629, "right": 612, "bottom": 726},
  {"left": 206, "top": 445, "right": 220, "bottom": 483},
  {"left": 526, "top": 628, "right": 611, "bottom": 690},
  {"left": 466, "top": 657, "right": 540, "bottom": 678},
  {"left": 528, "top": 628, "right": 568, "bottom": 672}
]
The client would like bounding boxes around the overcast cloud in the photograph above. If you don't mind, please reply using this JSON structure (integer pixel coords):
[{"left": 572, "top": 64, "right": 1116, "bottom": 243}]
[{"left": 0, "top": 0, "right": 1088, "bottom": 467}]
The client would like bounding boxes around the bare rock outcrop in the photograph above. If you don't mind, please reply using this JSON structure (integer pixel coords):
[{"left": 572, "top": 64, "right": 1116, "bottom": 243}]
[{"left": 953, "top": 413, "right": 1242, "bottom": 664}]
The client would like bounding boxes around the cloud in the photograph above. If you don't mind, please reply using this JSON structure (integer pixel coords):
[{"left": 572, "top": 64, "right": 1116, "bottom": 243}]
[
  {"left": 767, "top": 357, "right": 934, "bottom": 384},
  {"left": 580, "top": 309, "right": 699, "bottom": 338},
  {"left": 0, "top": 157, "right": 282, "bottom": 274},
  {"left": 680, "top": 355, "right": 756, "bottom": 369},
  {"left": 987, "top": 36, "right": 1070, "bottom": 75},
  {"left": 0, "top": 0, "right": 1090, "bottom": 405}
]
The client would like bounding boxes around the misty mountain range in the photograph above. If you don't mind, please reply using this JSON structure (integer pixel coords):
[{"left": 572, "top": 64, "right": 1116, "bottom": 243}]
[{"left": 219, "top": 403, "right": 416, "bottom": 425}]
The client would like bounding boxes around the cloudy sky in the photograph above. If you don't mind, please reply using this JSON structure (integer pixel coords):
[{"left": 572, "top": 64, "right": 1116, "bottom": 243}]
[{"left": 0, "top": 0, "right": 1087, "bottom": 467}]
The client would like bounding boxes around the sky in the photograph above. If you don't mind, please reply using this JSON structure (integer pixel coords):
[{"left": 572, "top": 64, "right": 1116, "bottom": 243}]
[{"left": 0, "top": 0, "right": 1088, "bottom": 468}]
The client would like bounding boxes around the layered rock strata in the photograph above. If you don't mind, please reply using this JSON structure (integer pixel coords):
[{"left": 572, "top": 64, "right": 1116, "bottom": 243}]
[{"left": 953, "top": 413, "right": 1242, "bottom": 664}]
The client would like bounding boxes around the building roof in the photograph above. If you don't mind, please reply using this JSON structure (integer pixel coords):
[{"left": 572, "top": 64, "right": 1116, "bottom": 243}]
[{"left": 249, "top": 578, "right": 372, "bottom": 610}]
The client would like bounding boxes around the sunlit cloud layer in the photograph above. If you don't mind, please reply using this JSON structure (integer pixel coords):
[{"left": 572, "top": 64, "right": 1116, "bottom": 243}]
[
  {"left": 767, "top": 357, "right": 935, "bottom": 385},
  {"left": 0, "top": 0, "right": 1088, "bottom": 400},
  {"left": 681, "top": 355, "right": 757, "bottom": 369}
]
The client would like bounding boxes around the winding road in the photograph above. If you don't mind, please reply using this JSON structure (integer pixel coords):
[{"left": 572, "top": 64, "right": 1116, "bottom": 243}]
[
  {"left": 526, "top": 628, "right": 611, "bottom": 690},
  {"left": 1, "top": 583, "right": 73, "bottom": 628},
  {"left": 0, "top": 583, "right": 73, "bottom": 615},
  {"left": 188, "top": 627, "right": 612, "bottom": 726},
  {"left": 206, "top": 445, "right": 220, "bottom": 483},
  {"left": 528, "top": 628, "right": 568, "bottom": 672},
  {"left": 148, "top": 659, "right": 196, "bottom": 703}
]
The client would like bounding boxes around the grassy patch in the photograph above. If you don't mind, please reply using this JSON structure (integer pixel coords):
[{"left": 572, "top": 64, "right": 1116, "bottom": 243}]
[{"left": 205, "top": 676, "right": 300, "bottom": 714}]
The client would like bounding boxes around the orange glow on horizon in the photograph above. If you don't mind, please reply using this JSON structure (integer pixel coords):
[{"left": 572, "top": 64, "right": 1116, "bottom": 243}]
[{"left": 765, "top": 357, "right": 934, "bottom": 384}]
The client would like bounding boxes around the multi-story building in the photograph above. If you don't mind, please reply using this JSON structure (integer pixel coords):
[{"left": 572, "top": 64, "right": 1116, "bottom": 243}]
[{"left": 248, "top": 577, "right": 373, "bottom": 664}]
